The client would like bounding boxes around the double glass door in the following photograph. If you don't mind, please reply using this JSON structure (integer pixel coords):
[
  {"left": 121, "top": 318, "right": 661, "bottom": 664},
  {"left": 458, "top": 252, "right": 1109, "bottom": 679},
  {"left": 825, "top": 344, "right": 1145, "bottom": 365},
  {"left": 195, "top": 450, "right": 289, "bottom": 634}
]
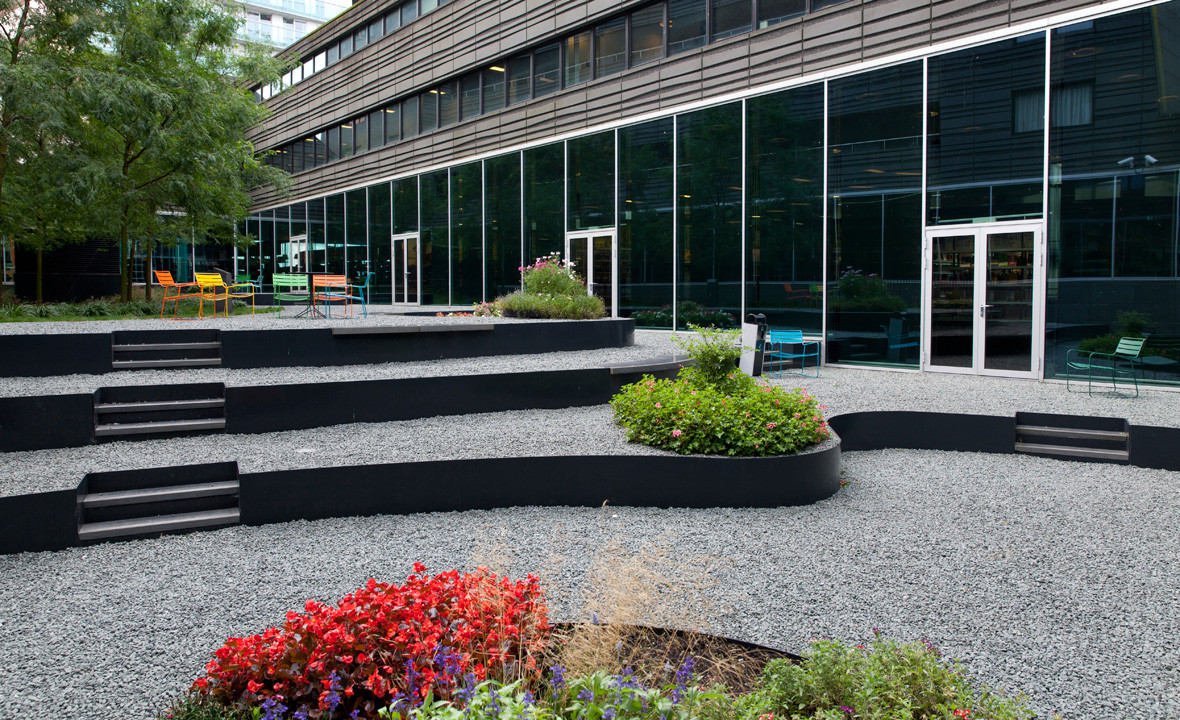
[
  {"left": 923, "top": 222, "right": 1044, "bottom": 378},
  {"left": 391, "top": 233, "right": 420, "bottom": 304},
  {"left": 565, "top": 231, "right": 616, "bottom": 316}
]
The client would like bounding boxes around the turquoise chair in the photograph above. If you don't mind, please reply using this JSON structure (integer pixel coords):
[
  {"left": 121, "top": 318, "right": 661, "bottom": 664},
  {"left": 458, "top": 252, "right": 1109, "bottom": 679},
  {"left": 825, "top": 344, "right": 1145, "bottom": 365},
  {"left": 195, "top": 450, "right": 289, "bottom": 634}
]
[
  {"left": 1065, "top": 336, "right": 1146, "bottom": 397},
  {"left": 763, "top": 329, "right": 820, "bottom": 378}
]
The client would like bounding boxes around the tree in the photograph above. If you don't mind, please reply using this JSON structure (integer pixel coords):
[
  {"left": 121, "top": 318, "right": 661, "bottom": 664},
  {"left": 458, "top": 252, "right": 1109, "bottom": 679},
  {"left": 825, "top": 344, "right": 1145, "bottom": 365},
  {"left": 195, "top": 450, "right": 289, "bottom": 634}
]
[{"left": 77, "top": 0, "right": 288, "bottom": 300}]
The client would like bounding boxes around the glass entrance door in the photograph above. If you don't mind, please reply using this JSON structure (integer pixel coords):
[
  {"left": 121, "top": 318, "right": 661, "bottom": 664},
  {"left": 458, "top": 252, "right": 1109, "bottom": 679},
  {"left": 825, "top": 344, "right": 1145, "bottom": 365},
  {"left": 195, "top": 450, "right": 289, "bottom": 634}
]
[
  {"left": 565, "top": 230, "right": 616, "bottom": 316},
  {"left": 923, "top": 222, "right": 1043, "bottom": 378},
  {"left": 391, "top": 233, "right": 420, "bottom": 304}
]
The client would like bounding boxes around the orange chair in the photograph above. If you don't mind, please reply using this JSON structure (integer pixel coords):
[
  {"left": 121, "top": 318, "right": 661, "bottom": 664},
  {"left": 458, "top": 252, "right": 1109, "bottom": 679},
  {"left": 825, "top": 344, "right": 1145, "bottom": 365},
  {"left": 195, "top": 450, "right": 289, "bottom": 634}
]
[
  {"left": 153, "top": 270, "right": 200, "bottom": 320},
  {"left": 312, "top": 274, "right": 352, "bottom": 317}
]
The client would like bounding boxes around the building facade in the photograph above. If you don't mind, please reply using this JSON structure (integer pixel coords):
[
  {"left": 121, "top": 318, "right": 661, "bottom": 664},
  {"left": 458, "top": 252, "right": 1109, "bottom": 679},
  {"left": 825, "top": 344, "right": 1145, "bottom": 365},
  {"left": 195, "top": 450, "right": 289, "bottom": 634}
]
[
  {"left": 239, "top": 0, "right": 350, "bottom": 50},
  {"left": 244, "top": 0, "right": 1180, "bottom": 384}
]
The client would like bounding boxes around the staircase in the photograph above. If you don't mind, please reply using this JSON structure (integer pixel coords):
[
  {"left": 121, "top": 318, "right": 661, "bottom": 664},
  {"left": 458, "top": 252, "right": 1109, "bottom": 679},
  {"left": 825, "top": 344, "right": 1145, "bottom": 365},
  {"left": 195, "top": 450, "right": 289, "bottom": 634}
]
[
  {"left": 77, "top": 462, "right": 240, "bottom": 543},
  {"left": 111, "top": 329, "right": 221, "bottom": 370},
  {"left": 94, "top": 383, "right": 226, "bottom": 441},
  {"left": 1014, "top": 412, "right": 1129, "bottom": 463}
]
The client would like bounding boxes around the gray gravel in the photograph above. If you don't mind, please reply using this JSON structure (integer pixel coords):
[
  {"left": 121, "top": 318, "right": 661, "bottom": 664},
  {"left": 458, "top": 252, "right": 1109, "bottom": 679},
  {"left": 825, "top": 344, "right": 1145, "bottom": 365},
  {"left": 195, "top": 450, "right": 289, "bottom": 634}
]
[
  {"left": 0, "top": 450, "right": 1176, "bottom": 720},
  {"left": 0, "top": 323, "right": 1178, "bottom": 719}
]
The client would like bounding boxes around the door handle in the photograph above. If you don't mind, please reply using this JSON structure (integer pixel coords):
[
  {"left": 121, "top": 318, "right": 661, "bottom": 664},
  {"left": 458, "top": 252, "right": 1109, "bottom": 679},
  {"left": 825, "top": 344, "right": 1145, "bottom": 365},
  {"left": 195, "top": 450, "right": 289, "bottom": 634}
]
[{"left": 979, "top": 304, "right": 992, "bottom": 317}]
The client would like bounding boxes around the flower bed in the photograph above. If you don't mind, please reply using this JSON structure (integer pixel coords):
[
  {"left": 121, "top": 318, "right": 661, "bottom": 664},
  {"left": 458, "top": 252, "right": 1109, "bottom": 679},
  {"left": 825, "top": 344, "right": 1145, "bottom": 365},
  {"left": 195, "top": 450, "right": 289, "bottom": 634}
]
[{"left": 476, "top": 254, "right": 606, "bottom": 320}]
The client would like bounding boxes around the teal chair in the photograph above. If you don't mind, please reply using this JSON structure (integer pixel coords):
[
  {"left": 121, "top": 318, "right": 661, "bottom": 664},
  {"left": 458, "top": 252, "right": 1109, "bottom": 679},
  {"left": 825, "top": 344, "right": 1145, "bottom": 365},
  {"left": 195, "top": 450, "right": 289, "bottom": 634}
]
[
  {"left": 319, "top": 272, "right": 374, "bottom": 318},
  {"left": 1066, "top": 336, "right": 1146, "bottom": 397},
  {"left": 763, "top": 329, "right": 820, "bottom": 378}
]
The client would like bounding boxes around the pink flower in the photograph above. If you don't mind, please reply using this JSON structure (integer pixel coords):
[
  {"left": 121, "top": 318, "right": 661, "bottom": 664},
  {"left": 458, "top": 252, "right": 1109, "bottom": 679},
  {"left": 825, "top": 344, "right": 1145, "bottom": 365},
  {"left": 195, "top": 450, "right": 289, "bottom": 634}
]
[
  {"left": 766, "top": 422, "right": 776, "bottom": 429},
  {"left": 655, "top": 402, "right": 662, "bottom": 408},
  {"left": 672, "top": 429, "right": 682, "bottom": 437}
]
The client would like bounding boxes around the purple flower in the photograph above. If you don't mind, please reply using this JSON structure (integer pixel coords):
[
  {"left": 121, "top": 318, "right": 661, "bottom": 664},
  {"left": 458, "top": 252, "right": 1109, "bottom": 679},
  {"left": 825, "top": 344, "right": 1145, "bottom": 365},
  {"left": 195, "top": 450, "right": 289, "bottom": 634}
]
[
  {"left": 549, "top": 666, "right": 566, "bottom": 690},
  {"left": 260, "top": 697, "right": 287, "bottom": 720},
  {"left": 839, "top": 707, "right": 854, "bottom": 715},
  {"left": 293, "top": 707, "right": 310, "bottom": 720},
  {"left": 577, "top": 688, "right": 593, "bottom": 703}
]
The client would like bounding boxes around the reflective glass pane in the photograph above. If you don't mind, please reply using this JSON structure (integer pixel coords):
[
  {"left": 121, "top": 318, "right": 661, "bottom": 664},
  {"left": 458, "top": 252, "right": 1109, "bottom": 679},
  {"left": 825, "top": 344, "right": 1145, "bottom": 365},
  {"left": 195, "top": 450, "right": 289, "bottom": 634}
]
[
  {"left": 438, "top": 82, "right": 457, "bottom": 126},
  {"left": 711, "top": 0, "right": 752, "bottom": 41},
  {"left": 307, "top": 198, "right": 326, "bottom": 273},
  {"left": 354, "top": 115, "right": 368, "bottom": 154},
  {"left": 384, "top": 105, "right": 401, "bottom": 143},
  {"left": 392, "top": 177, "right": 419, "bottom": 235},
  {"left": 259, "top": 210, "right": 275, "bottom": 281},
  {"left": 676, "top": 103, "right": 742, "bottom": 330},
  {"left": 402, "top": 96, "right": 419, "bottom": 138},
  {"left": 368, "top": 109, "right": 384, "bottom": 149},
  {"left": 274, "top": 206, "right": 290, "bottom": 274},
  {"left": 339, "top": 122, "right": 353, "bottom": 158},
  {"left": 384, "top": 11, "right": 400, "bottom": 34},
  {"left": 668, "top": 0, "right": 706, "bottom": 55},
  {"left": 630, "top": 4, "right": 664, "bottom": 66},
  {"left": 985, "top": 231, "right": 1034, "bottom": 372},
  {"left": 369, "top": 19, "right": 383, "bottom": 41},
  {"left": 565, "top": 31, "right": 592, "bottom": 86},
  {"left": 827, "top": 61, "right": 923, "bottom": 366},
  {"left": 483, "top": 65, "right": 506, "bottom": 112},
  {"left": 533, "top": 44, "right": 560, "bottom": 96},
  {"left": 420, "top": 170, "right": 448, "bottom": 304},
  {"left": 567, "top": 131, "right": 615, "bottom": 231},
  {"left": 460, "top": 73, "right": 481, "bottom": 119},
  {"left": 507, "top": 55, "right": 531, "bottom": 104},
  {"left": 420, "top": 0, "right": 437, "bottom": 11},
  {"left": 524, "top": 143, "right": 564, "bottom": 263},
  {"left": 450, "top": 162, "right": 483, "bottom": 303},
  {"left": 619, "top": 118, "right": 674, "bottom": 325},
  {"left": 401, "top": 1, "right": 418, "bottom": 24},
  {"left": 929, "top": 234, "right": 975, "bottom": 368},
  {"left": 326, "top": 127, "right": 340, "bottom": 162},
  {"left": 746, "top": 83, "right": 824, "bottom": 335},
  {"left": 326, "top": 194, "right": 344, "bottom": 273},
  {"left": 354, "top": 27, "right": 367, "bottom": 50},
  {"left": 595, "top": 18, "right": 626, "bottom": 77},
  {"left": 485, "top": 153, "right": 522, "bottom": 297},
  {"left": 346, "top": 189, "right": 367, "bottom": 280},
  {"left": 420, "top": 90, "right": 438, "bottom": 132}
]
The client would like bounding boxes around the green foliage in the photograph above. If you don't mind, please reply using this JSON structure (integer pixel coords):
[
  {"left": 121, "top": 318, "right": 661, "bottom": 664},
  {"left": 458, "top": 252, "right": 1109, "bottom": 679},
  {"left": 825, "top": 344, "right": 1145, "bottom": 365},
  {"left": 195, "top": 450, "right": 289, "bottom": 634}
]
[
  {"left": 0, "top": 297, "right": 261, "bottom": 321},
  {"left": 496, "top": 291, "right": 606, "bottom": 320},
  {"left": 157, "top": 692, "right": 251, "bottom": 720},
  {"left": 736, "top": 634, "right": 1032, "bottom": 720},
  {"left": 632, "top": 301, "right": 737, "bottom": 329},
  {"left": 1077, "top": 311, "right": 1176, "bottom": 360},
  {"left": 521, "top": 253, "right": 588, "bottom": 297},
  {"left": 672, "top": 326, "right": 744, "bottom": 391},
  {"left": 830, "top": 268, "right": 906, "bottom": 312},
  {"left": 610, "top": 373, "right": 830, "bottom": 457}
]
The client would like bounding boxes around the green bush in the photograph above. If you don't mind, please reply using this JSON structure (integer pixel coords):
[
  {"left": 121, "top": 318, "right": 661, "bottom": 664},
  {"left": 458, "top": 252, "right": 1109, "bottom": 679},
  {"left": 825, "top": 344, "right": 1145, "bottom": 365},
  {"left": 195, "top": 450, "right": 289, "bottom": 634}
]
[
  {"left": 497, "top": 291, "right": 606, "bottom": 320},
  {"left": 522, "top": 253, "right": 589, "bottom": 297},
  {"left": 830, "top": 268, "right": 906, "bottom": 312},
  {"left": 672, "top": 326, "right": 744, "bottom": 392},
  {"left": 610, "top": 373, "right": 829, "bottom": 457},
  {"left": 737, "top": 634, "right": 1033, "bottom": 720},
  {"left": 157, "top": 692, "right": 251, "bottom": 720}
]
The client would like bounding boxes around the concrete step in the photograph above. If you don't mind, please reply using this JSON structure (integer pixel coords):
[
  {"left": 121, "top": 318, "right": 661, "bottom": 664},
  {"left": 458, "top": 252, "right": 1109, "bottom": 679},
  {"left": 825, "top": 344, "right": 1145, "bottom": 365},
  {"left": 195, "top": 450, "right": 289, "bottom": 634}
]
[
  {"left": 95, "top": 398, "right": 225, "bottom": 415},
  {"left": 1014, "top": 442, "right": 1129, "bottom": 462},
  {"left": 112, "top": 342, "right": 221, "bottom": 352},
  {"left": 94, "top": 418, "right": 226, "bottom": 437},
  {"left": 1015, "top": 425, "right": 1127, "bottom": 442},
  {"left": 111, "top": 358, "right": 222, "bottom": 369},
  {"left": 78, "top": 508, "right": 239, "bottom": 542},
  {"left": 81, "top": 480, "right": 239, "bottom": 509}
]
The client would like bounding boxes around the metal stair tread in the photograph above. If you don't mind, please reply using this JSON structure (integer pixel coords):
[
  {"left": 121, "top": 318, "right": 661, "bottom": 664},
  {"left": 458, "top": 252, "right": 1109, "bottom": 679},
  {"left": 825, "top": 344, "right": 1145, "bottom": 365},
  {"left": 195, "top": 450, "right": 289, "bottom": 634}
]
[
  {"left": 81, "top": 480, "right": 239, "bottom": 508},
  {"left": 1015, "top": 425, "right": 1128, "bottom": 442},
  {"left": 1014, "top": 442, "right": 1129, "bottom": 460},
  {"left": 111, "top": 358, "right": 222, "bottom": 369},
  {"left": 112, "top": 342, "right": 221, "bottom": 352},
  {"left": 78, "top": 508, "right": 239, "bottom": 541},
  {"left": 95, "top": 398, "right": 225, "bottom": 413},
  {"left": 94, "top": 418, "right": 226, "bottom": 436}
]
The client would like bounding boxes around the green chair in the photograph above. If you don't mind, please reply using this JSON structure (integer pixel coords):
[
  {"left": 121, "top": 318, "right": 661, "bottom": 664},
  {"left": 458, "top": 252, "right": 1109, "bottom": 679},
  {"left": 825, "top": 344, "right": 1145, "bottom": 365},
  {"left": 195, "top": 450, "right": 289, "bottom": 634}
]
[{"left": 1065, "top": 336, "right": 1146, "bottom": 397}]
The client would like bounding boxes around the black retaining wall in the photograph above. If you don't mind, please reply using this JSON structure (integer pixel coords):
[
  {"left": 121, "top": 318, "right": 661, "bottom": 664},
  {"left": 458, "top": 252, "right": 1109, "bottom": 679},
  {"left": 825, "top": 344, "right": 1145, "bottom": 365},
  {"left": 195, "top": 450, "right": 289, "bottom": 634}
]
[
  {"left": 1129, "top": 425, "right": 1180, "bottom": 471},
  {"left": 0, "top": 490, "right": 77, "bottom": 553},
  {"left": 0, "top": 394, "right": 94, "bottom": 451},
  {"left": 0, "top": 333, "right": 111, "bottom": 377},
  {"left": 238, "top": 445, "right": 843, "bottom": 526},
  {"left": 828, "top": 411, "right": 1016, "bottom": 454}
]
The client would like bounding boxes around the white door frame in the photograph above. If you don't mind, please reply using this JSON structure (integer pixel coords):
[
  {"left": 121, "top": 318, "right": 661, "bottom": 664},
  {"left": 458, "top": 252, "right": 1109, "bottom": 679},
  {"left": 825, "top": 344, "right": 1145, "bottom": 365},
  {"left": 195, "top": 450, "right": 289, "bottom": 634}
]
[
  {"left": 390, "top": 232, "right": 421, "bottom": 305},
  {"left": 922, "top": 219, "right": 1046, "bottom": 379},
  {"left": 564, "top": 229, "right": 618, "bottom": 318}
]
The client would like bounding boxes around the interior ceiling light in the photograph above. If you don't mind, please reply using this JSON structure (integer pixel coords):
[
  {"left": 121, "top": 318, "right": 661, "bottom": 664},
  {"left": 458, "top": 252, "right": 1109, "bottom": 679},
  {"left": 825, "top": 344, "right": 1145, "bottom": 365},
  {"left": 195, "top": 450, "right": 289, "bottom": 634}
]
[{"left": 1068, "top": 46, "right": 1099, "bottom": 57}]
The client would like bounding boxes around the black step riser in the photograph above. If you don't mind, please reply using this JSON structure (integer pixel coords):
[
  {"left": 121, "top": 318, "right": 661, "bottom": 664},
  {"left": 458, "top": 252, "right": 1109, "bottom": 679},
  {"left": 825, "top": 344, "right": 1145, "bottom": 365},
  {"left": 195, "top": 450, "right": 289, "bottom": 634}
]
[
  {"left": 1015, "top": 434, "right": 1127, "bottom": 451},
  {"left": 113, "top": 349, "right": 220, "bottom": 362},
  {"left": 78, "top": 523, "right": 234, "bottom": 545},
  {"left": 83, "top": 462, "right": 238, "bottom": 494},
  {"left": 95, "top": 426, "right": 225, "bottom": 443},
  {"left": 82, "top": 495, "right": 238, "bottom": 524},
  {"left": 1016, "top": 448, "right": 1129, "bottom": 465},
  {"left": 1014, "top": 411, "right": 1127, "bottom": 433},
  {"left": 111, "top": 329, "right": 220, "bottom": 345},
  {"left": 97, "top": 408, "right": 224, "bottom": 425},
  {"left": 97, "top": 383, "right": 225, "bottom": 405}
]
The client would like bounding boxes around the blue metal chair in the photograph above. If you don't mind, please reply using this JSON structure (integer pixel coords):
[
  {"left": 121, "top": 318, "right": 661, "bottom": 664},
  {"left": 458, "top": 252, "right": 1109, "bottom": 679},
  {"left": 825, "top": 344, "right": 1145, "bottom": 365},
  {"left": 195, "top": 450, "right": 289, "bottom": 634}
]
[
  {"left": 1066, "top": 336, "right": 1146, "bottom": 397},
  {"left": 763, "top": 329, "right": 820, "bottom": 378}
]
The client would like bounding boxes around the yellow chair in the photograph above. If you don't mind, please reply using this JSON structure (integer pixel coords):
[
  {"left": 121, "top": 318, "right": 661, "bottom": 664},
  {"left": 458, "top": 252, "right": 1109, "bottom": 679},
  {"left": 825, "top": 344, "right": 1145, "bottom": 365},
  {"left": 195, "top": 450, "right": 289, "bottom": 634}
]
[{"left": 194, "top": 272, "right": 255, "bottom": 318}]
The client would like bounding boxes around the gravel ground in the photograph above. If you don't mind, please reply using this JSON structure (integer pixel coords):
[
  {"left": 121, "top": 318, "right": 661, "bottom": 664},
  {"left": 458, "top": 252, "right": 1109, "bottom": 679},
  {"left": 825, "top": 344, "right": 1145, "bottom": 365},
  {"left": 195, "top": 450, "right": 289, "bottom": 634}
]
[
  {"left": 0, "top": 320, "right": 1177, "bottom": 719},
  {"left": 0, "top": 450, "right": 1176, "bottom": 720}
]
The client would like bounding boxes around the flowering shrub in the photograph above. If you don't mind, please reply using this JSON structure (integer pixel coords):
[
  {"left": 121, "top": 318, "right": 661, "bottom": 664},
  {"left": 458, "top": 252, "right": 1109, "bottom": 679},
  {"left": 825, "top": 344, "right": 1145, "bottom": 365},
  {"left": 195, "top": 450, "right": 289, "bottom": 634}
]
[
  {"left": 194, "top": 566, "right": 549, "bottom": 719},
  {"left": 610, "top": 373, "right": 830, "bottom": 457},
  {"left": 672, "top": 326, "right": 745, "bottom": 392},
  {"left": 738, "top": 633, "right": 1033, "bottom": 720},
  {"left": 520, "top": 253, "right": 587, "bottom": 297},
  {"left": 483, "top": 253, "right": 605, "bottom": 320}
]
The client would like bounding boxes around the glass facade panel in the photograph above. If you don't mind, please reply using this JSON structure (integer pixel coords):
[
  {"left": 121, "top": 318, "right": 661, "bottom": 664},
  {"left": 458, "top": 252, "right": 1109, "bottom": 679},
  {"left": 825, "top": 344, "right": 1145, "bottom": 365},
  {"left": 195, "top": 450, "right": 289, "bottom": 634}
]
[
  {"left": 384, "top": 105, "right": 400, "bottom": 144},
  {"left": 668, "top": 0, "right": 707, "bottom": 56},
  {"left": 534, "top": 44, "right": 561, "bottom": 97},
  {"left": 340, "top": 122, "right": 353, "bottom": 158},
  {"left": 392, "top": 177, "right": 419, "bottom": 235},
  {"left": 595, "top": 18, "right": 626, "bottom": 78},
  {"left": 438, "top": 82, "right": 458, "bottom": 127},
  {"left": 421, "top": 90, "right": 438, "bottom": 132},
  {"left": 927, "top": 35, "right": 1045, "bottom": 224},
  {"left": 1046, "top": 5, "right": 1180, "bottom": 383},
  {"left": 289, "top": 202, "right": 307, "bottom": 250},
  {"left": 420, "top": 170, "right": 449, "bottom": 304},
  {"left": 758, "top": 0, "right": 804, "bottom": 28},
  {"left": 460, "top": 73, "right": 481, "bottom": 119},
  {"left": 507, "top": 55, "right": 531, "bottom": 105},
  {"left": 630, "top": 4, "right": 664, "bottom": 66},
  {"left": 401, "top": 1, "right": 417, "bottom": 24},
  {"left": 402, "top": 96, "right": 419, "bottom": 138},
  {"left": 420, "top": 0, "right": 437, "bottom": 12},
  {"left": 747, "top": 83, "right": 825, "bottom": 334},
  {"left": 369, "top": 183, "right": 392, "bottom": 302},
  {"left": 827, "top": 61, "right": 923, "bottom": 366},
  {"left": 326, "top": 193, "right": 345, "bottom": 273},
  {"left": 712, "top": 0, "right": 752, "bottom": 41},
  {"left": 523, "top": 143, "right": 565, "bottom": 263},
  {"left": 346, "top": 189, "right": 367, "bottom": 280},
  {"left": 483, "top": 66, "right": 506, "bottom": 112},
  {"left": 676, "top": 103, "right": 742, "bottom": 330},
  {"left": 451, "top": 162, "right": 483, "bottom": 304},
  {"left": 354, "top": 114, "right": 368, "bottom": 154},
  {"left": 273, "top": 206, "right": 291, "bottom": 274},
  {"left": 368, "top": 109, "right": 384, "bottom": 149},
  {"left": 619, "top": 118, "right": 674, "bottom": 324},
  {"left": 259, "top": 210, "right": 275, "bottom": 283},
  {"left": 307, "top": 198, "right": 326, "bottom": 273},
  {"left": 565, "top": 31, "right": 592, "bottom": 87},
  {"left": 485, "top": 153, "right": 522, "bottom": 297},
  {"left": 568, "top": 131, "right": 616, "bottom": 231},
  {"left": 385, "top": 11, "right": 400, "bottom": 34},
  {"left": 326, "top": 127, "right": 340, "bottom": 162}
]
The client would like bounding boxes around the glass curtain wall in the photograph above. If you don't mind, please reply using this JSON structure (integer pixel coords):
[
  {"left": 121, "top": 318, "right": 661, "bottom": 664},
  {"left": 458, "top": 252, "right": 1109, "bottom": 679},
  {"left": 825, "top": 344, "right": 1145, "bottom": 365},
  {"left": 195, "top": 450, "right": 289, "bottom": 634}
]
[
  {"left": 827, "top": 61, "right": 923, "bottom": 366},
  {"left": 450, "top": 162, "right": 483, "bottom": 304},
  {"left": 524, "top": 143, "right": 565, "bottom": 265},
  {"left": 326, "top": 194, "right": 345, "bottom": 273},
  {"left": 567, "top": 131, "right": 616, "bottom": 232},
  {"left": 420, "top": 169, "right": 449, "bottom": 304},
  {"left": 1046, "top": 5, "right": 1180, "bottom": 383},
  {"left": 676, "top": 103, "right": 743, "bottom": 329},
  {"left": 369, "top": 182, "right": 392, "bottom": 302},
  {"left": 485, "top": 153, "right": 523, "bottom": 298},
  {"left": 307, "top": 198, "right": 326, "bottom": 273},
  {"left": 290, "top": 202, "right": 307, "bottom": 277},
  {"left": 274, "top": 206, "right": 290, "bottom": 275},
  {"left": 258, "top": 210, "right": 275, "bottom": 285},
  {"left": 618, "top": 118, "right": 675, "bottom": 325},
  {"left": 746, "top": 83, "right": 824, "bottom": 334},
  {"left": 346, "top": 190, "right": 367, "bottom": 280},
  {"left": 392, "top": 178, "right": 419, "bottom": 235}
]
